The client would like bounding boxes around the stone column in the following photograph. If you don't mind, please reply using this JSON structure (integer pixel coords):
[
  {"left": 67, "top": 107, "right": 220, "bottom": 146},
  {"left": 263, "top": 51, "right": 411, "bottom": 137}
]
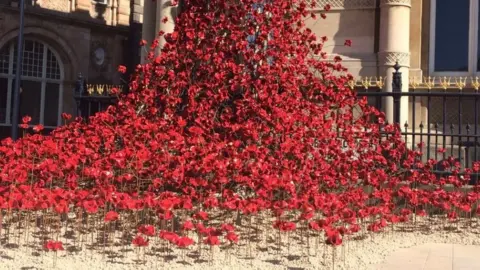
[
  {"left": 378, "top": 0, "right": 411, "bottom": 125},
  {"left": 141, "top": 0, "right": 157, "bottom": 62},
  {"left": 155, "top": 0, "right": 176, "bottom": 49},
  {"left": 129, "top": 0, "right": 144, "bottom": 68},
  {"left": 141, "top": 0, "right": 177, "bottom": 61}
]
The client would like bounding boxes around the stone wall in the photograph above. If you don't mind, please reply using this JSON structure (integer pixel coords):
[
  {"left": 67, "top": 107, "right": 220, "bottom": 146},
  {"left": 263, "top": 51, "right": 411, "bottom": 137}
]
[
  {"left": 36, "top": 0, "right": 70, "bottom": 13},
  {"left": 7, "top": 0, "right": 133, "bottom": 26},
  {"left": 0, "top": 2, "right": 134, "bottom": 119},
  {"left": 304, "top": 4, "right": 378, "bottom": 78}
]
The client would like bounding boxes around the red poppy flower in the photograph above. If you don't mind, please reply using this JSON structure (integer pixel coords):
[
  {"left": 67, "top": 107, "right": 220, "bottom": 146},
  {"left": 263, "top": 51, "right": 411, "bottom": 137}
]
[
  {"left": 22, "top": 116, "right": 31, "bottom": 124},
  {"left": 175, "top": 236, "right": 194, "bottom": 248},
  {"left": 104, "top": 211, "right": 119, "bottom": 222},
  {"left": 225, "top": 232, "right": 239, "bottom": 243},
  {"left": 132, "top": 235, "right": 149, "bottom": 247},
  {"left": 83, "top": 200, "right": 98, "bottom": 214},
  {"left": 44, "top": 240, "right": 64, "bottom": 251},
  {"left": 325, "top": 229, "right": 342, "bottom": 246},
  {"left": 308, "top": 221, "right": 321, "bottom": 231},
  {"left": 182, "top": 220, "right": 195, "bottom": 231},
  {"left": 159, "top": 230, "right": 179, "bottom": 243},
  {"left": 220, "top": 223, "right": 235, "bottom": 232},
  {"left": 447, "top": 211, "right": 458, "bottom": 221},
  {"left": 204, "top": 235, "right": 220, "bottom": 246},
  {"left": 194, "top": 211, "right": 209, "bottom": 221},
  {"left": 33, "top": 124, "right": 44, "bottom": 133},
  {"left": 138, "top": 225, "right": 156, "bottom": 236},
  {"left": 117, "top": 65, "right": 127, "bottom": 74}
]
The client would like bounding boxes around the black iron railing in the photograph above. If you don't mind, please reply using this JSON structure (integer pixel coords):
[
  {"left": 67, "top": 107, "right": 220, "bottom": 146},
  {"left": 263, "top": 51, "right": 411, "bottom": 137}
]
[
  {"left": 355, "top": 63, "right": 480, "bottom": 183},
  {"left": 73, "top": 74, "right": 121, "bottom": 122}
]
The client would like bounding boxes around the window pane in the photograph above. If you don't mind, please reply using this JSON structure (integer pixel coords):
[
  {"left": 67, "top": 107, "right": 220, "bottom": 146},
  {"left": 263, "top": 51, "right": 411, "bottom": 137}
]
[
  {"left": 46, "top": 49, "right": 61, "bottom": 80},
  {"left": 434, "top": 0, "right": 470, "bottom": 72},
  {"left": 0, "top": 78, "right": 8, "bottom": 123},
  {"left": 0, "top": 45, "right": 9, "bottom": 75},
  {"left": 44, "top": 83, "right": 59, "bottom": 127},
  {"left": 12, "top": 40, "right": 44, "bottom": 78},
  {"left": 20, "top": 80, "right": 41, "bottom": 125}
]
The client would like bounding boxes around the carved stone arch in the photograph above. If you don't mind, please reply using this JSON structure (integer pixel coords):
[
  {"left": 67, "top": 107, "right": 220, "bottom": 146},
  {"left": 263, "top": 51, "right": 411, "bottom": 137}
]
[{"left": 0, "top": 26, "right": 79, "bottom": 83}]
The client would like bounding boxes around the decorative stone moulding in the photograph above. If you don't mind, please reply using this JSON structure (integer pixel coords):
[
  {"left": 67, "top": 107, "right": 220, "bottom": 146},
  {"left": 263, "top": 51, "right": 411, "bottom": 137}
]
[
  {"left": 310, "top": 0, "right": 376, "bottom": 10},
  {"left": 380, "top": 0, "right": 411, "bottom": 7},
  {"left": 378, "top": 51, "right": 410, "bottom": 68}
]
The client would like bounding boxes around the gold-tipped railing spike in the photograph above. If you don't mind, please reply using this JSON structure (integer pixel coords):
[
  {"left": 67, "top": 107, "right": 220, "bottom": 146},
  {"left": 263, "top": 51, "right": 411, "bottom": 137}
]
[
  {"left": 471, "top": 77, "right": 480, "bottom": 91},
  {"left": 340, "top": 75, "right": 480, "bottom": 90},
  {"left": 409, "top": 77, "right": 420, "bottom": 89},
  {"left": 361, "top": 77, "right": 371, "bottom": 89},
  {"left": 375, "top": 76, "right": 385, "bottom": 89},
  {"left": 97, "top": 84, "right": 105, "bottom": 95},
  {"left": 87, "top": 84, "right": 94, "bottom": 95},
  {"left": 347, "top": 79, "right": 355, "bottom": 90},
  {"left": 454, "top": 77, "right": 467, "bottom": 90},
  {"left": 439, "top": 77, "right": 451, "bottom": 90},
  {"left": 423, "top": 76, "right": 435, "bottom": 90}
]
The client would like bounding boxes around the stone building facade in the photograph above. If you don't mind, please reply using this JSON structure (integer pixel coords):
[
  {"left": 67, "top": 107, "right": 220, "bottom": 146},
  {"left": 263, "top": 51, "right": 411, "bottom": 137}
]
[
  {"left": 0, "top": 0, "right": 143, "bottom": 137},
  {"left": 1, "top": 0, "right": 473, "bottom": 142},
  {"left": 143, "top": 0, "right": 474, "bottom": 127}
]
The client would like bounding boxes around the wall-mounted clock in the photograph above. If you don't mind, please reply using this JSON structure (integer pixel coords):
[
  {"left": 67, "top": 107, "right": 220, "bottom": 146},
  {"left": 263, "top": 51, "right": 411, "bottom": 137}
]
[{"left": 90, "top": 42, "right": 108, "bottom": 71}]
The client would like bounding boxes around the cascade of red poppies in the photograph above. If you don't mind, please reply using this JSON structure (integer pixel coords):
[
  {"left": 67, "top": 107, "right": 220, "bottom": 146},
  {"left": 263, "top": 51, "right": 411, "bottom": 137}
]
[{"left": 0, "top": 0, "right": 479, "bottom": 254}]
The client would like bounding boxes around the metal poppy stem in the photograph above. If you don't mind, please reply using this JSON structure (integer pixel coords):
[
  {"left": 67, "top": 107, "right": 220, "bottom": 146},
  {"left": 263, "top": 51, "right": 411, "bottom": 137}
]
[{"left": 332, "top": 246, "right": 335, "bottom": 270}]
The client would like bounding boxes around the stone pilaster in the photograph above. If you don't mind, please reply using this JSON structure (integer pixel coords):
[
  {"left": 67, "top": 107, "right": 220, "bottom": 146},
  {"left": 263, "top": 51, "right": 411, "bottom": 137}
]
[{"left": 378, "top": 0, "right": 411, "bottom": 125}]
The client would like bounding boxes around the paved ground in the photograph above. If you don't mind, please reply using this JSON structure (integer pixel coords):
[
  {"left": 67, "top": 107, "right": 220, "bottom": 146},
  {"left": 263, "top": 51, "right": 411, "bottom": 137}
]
[{"left": 375, "top": 243, "right": 480, "bottom": 270}]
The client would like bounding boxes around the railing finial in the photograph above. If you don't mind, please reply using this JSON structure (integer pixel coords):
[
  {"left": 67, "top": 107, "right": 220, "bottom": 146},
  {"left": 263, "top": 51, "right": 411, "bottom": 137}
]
[
  {"left": 393, "top": 61, "right": 401, "bottom": 72},
  {"left": 75, "top": 73, "right": 86, "bottom": 96}
]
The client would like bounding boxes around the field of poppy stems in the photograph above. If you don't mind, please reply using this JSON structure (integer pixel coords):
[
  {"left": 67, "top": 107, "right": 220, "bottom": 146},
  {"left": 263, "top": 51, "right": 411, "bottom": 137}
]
[{"left": 1, "top": 0, "right": 480, "bottom": 269}]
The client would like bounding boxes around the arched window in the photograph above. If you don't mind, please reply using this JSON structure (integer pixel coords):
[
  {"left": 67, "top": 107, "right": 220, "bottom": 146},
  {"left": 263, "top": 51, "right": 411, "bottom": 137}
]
[{"left": 0, "top": 39, "right": 63, "bottom": 128}]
